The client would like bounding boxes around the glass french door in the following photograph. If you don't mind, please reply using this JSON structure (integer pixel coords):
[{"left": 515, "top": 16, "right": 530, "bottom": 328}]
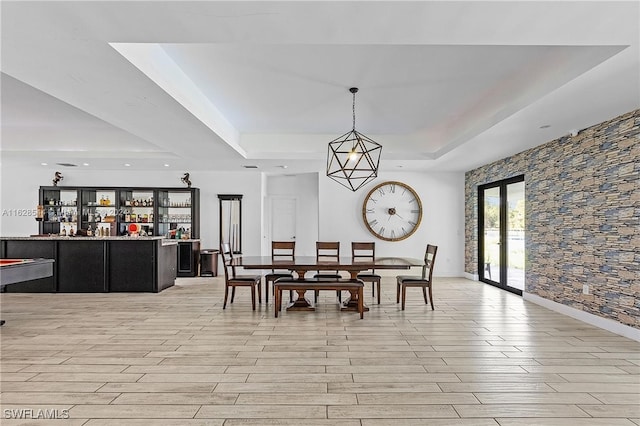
[{"left": 478, "top": 176, "right": 525, "bottom": 295}]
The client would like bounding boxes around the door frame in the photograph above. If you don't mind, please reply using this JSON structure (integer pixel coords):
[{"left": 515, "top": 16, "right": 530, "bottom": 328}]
[{"left": 478, "top": 175, "right": 524, "bottom": 296}]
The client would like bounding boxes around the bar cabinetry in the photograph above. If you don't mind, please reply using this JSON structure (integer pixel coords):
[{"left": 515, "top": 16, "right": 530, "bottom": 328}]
[
  {"left": 81, "top": 189, "right": 117, "bottom": 237},
  {"left": 177, "top": 240, "right": 200, "bottom": 277},
  {"left": 119, "top": 189, "right": 155, "bottom": 237},
  {"left": 38, "top": 186, "right": 199, "bottom": 239},
  {"left": 39, "top": 188, "right": 79, "bottom": 236}
]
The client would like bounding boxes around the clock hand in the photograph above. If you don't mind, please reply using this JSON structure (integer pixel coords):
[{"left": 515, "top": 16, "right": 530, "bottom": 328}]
[{"left": 387, "top": 207, "right": 405, "bottom": 220}]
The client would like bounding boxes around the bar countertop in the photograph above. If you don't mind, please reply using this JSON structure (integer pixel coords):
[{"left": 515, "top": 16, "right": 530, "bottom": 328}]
[{"left": 1, "top": 236, "right": 167, "bottom": 241}]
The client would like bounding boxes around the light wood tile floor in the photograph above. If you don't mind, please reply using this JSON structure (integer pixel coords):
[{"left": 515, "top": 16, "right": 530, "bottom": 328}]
[{"left": 1, "top": 276, "right": 639, "bottom": 425}]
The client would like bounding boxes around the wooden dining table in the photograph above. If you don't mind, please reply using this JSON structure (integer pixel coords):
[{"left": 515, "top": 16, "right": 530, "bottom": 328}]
[{"left": 233, "top": 256, "right": 424, "bottom": 311}]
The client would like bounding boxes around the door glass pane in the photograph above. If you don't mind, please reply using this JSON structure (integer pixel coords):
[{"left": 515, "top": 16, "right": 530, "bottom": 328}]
[
  {"left": 483, "top": 187, "right": 500, "bottom": 283},
  {"left": 506, "top": 181, "right": 525, "bottom": 291}
]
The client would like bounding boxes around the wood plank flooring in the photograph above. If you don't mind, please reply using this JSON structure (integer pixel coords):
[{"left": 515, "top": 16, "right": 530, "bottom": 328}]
[{"left": 1, "top": 277, "right": 639, "bottom": 425}]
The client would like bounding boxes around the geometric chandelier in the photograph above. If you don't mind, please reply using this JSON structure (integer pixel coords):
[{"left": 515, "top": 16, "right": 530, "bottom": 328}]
[{"left": 326, "top": 87, "right": 382, "bottom": 192}]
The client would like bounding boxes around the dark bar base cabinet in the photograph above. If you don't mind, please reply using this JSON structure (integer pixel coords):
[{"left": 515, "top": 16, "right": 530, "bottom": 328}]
[
  {"left": 0, "top": 237, "right": 177, "bottom": 293},
  {"left": 177, "top": 240, "right": 200, "bottom": 277}
]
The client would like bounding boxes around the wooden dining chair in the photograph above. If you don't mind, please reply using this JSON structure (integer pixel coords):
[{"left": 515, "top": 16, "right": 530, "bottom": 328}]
[
  {"left": 396, "top": 244, "right": 438, "bottom": 310},
  {"left": 220, "top": 242, "right": 262, "bottom": 310},
  {"left": 313, "top": 241, "right": 342, "bottom": 303},
  {"left": 352, "top": 242, "right": 382, "bottom": 304},
  {"left": 264, "top": 241, "right": 295, "bottom": 304}
]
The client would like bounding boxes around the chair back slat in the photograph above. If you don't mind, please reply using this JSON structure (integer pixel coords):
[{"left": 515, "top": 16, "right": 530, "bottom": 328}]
[
  {"left": 272, "top": 241, "right": 295, "bottom": 258},
  {"left": 421, "top": 244, "right": 438, "bottom": 280},
  {"left": 316, "top": 241, "right": 340, "bottom": 275},
  {"left": 220, "top": 242, "right": 236, "bottom": 279},
  {"left": 351, "top": 242, "right": 376, "bottom": 273},
  {"left": 316, "top": 241, "right": 340, "bottom": 260},
  {"left": 271, "top": 241, "right": 295, "bottom": 273}
]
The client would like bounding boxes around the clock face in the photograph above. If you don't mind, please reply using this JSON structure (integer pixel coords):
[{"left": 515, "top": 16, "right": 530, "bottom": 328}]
[{"left": 362, "top": 181, "right": 423, "bottom": 242}]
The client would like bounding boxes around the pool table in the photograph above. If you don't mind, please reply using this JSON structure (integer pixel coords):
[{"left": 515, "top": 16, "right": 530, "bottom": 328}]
[{"left": 0, "top": 258, "right": 54, "bottom": 325}]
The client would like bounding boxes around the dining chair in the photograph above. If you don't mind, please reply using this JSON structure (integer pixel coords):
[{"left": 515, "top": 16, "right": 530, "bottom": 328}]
[
  {"left": 264, "top": 241, "right": 295, "bottom": 304},
  {"left": 220, "top": 242, "right": 262, "bottom": 310},
  {"left": 396, "top": 244, "right": 438, "bottom": 310},
  {"left": 313, "top": 241, "right": 342, "bottom": 303},
  {"left": 352, "top": 242, "right": 382, "bottom": 304}
]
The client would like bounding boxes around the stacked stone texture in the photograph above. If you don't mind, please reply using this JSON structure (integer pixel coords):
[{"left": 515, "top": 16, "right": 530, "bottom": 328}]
[{"left": 465, "top": 109, "right": 639, "bottom": 328}]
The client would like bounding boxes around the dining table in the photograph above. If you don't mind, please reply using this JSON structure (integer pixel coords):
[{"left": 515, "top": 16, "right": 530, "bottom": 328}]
[{"left": 233, "top": 256, "right": 424, "bottom": 311}]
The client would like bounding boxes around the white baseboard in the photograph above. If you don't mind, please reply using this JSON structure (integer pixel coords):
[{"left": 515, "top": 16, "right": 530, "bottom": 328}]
[
  {"left": 464, "top": 272, "right": 478, "bottom": 281},
  {"left": 524, "top": 292, "right": 640, "bottom": 342}
]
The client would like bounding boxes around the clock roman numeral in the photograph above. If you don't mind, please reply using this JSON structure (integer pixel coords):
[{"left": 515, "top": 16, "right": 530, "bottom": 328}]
[
  {"left": 409, "top": 198, "right": 417, "bottom": 204},
  {"left": 369, "top": 219, "right": 378, "bottom": 227},
  {"left": 408, "top": 220, "right": 416, "bottom": 227},
  {"left": 390, "top": 184, "right": 396, "bottom": 193},
  {"left": 390, "top": 229, "right": 396, "bottom": 239},
  {"left": 379, "top": 226, "right": 385, "bottom": 236},
  {"left": 369, "top": 197, "right": 378, "bottom": 204},
  {"left": 366, "top": 208, "right": 374, "bottom": 213},
  {"left": 411, "top": 209, "right": 420, "bottom": 213},
  {"left": 378, "top": 188, "right": 385, "bottom": 196}
]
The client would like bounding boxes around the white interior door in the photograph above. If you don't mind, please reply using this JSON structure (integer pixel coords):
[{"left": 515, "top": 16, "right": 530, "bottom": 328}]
[{"left": 271, "top": 197, "right": 296, "bottom": 242}]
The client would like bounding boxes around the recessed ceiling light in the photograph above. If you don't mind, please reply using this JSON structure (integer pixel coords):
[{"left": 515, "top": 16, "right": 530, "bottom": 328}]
[
  {"left": 40, "top": 162, "right": 48, "bottom": 166},
  {"left": 397, "top": 165, "right": 404, "bottom": 168},
  {"left": 277, "top": 165, "right": 288, "bottom": 169},
  {"left": 124, "top": 163, "right": 131, "bottom": 167},
  {"left": 539, "top": 124, "right": 551, "bottom": 129},
  {"left": 83, "top": 163, "right": 90, "bottom": 166},
  {"left": 164, "top": 164, "right": 170, "bottom": 167}
]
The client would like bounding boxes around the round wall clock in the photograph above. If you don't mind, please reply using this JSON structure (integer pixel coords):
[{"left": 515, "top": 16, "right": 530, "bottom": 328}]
[{"left": 362, "top": 181, "right": 423, "bottom": 242}]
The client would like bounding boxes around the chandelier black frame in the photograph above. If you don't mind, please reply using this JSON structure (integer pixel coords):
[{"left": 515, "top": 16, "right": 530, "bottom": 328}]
[{"left": 326, "top": 87, "right": 382, "bottom": 192}]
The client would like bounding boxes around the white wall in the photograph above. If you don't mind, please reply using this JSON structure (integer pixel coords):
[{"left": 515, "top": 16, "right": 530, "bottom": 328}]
[
  {"left": 1, "top": 165, "right": 465, "bottom": 276},
  {"left": 318, "top": 171, "right": 465, "bottom": 277}
]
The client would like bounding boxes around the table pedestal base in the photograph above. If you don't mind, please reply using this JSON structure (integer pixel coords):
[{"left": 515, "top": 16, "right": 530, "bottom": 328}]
[
  {"left": 287, "top": 289, "right": 315, "bottom": 311},
  {"left": 342, "top": 289, "right": 370, "bottom": 312}
]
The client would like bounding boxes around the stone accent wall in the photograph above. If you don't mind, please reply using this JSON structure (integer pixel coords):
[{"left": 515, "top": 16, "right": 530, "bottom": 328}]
[{"left": 465, "top": 109, "right": 640, "bottom": 328}]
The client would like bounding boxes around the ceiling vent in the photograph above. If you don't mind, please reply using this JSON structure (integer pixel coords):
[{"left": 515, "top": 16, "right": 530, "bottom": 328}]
[
  {"left": 243, "top": 165, "right": 259, "bottom": 169},
  {"left": 56, "top": 163, "right": 78, "bottom": 167}
]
